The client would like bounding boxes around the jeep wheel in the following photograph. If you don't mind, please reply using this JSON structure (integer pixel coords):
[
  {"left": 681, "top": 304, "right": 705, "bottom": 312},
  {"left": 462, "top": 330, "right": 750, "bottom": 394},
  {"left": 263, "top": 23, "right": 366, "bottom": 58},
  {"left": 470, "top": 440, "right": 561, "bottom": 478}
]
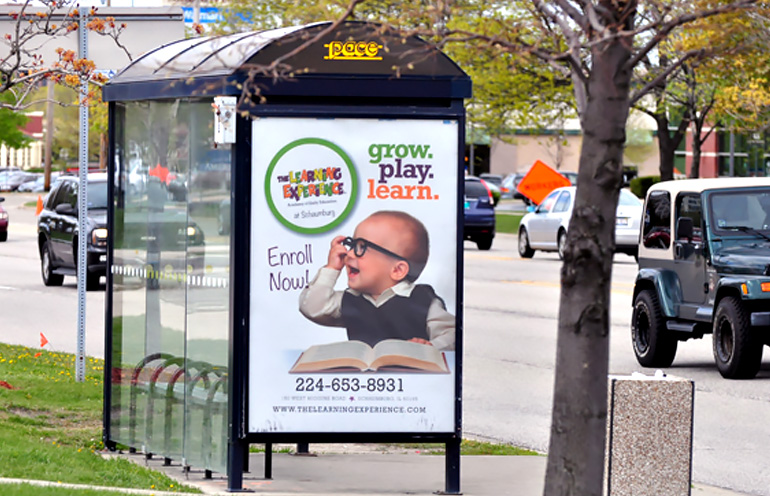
[
  {"left": 41, "top": 240, "right": 63, "bottom": 287},
  {"left": 518, "top": 227, "right": 534, "bottom": 258},
  {"left": 712, "top": 296, "right": 762, "bottom": 379},
  {"left": 631, "top": 289, "right": 677, "bottom": 367},
  {"left": 557, "top": 229, "right": 567, "bottom": 260}
]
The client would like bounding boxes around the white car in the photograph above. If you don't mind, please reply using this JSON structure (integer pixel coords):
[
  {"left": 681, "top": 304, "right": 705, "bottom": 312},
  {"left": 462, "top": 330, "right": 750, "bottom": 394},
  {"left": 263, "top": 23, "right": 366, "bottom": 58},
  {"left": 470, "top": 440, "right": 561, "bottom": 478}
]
[{"left": 518, "top": 186, "right": 643, "bottom": 259}]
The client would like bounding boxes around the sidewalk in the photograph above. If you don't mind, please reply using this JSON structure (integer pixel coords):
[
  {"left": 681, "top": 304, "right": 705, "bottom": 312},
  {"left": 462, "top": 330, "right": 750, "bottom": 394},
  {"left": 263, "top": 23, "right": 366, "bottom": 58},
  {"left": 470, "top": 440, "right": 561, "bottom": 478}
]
[{"left": 118, "top": 448, "right": 753, "bottom": 496}]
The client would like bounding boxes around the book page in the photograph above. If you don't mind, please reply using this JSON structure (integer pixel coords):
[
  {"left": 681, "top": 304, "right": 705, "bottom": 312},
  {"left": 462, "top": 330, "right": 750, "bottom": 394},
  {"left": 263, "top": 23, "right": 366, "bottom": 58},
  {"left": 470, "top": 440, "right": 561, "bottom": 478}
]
[
  {"left": 370, "top": 339, "right": 449, "bottom": 373},
  {"left": 290, "top": 340, "right": 374, "bottom": 373}
]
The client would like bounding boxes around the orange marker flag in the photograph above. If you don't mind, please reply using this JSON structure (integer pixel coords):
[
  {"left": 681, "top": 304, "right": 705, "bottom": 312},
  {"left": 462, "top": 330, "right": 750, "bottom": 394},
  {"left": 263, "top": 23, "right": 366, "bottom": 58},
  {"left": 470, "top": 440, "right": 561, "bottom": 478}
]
[
  {"left": 40, "top": 332, "right": 49, "bottom": 348},
  {"left": 35, "top": 195, "right": 43, "bottom": 216}
]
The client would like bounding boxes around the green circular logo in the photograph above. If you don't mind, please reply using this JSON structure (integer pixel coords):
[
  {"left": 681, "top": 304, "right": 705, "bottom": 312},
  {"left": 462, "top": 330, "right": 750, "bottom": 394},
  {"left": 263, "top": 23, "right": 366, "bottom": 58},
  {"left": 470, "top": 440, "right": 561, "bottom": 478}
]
[{"left": 264, "top": 138, "right": 358, "bottom": 234}]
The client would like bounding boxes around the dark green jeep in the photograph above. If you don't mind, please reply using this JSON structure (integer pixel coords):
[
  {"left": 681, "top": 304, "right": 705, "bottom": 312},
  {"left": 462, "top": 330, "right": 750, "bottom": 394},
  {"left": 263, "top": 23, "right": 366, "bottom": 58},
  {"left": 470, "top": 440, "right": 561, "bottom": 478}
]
[{"left": 632, "top": 178, "right": 770, "bottom": 379}]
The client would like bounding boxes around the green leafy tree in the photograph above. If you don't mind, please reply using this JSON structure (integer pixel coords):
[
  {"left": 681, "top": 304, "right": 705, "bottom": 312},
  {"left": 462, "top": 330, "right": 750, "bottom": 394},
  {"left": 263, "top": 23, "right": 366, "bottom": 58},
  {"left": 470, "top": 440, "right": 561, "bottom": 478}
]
[
  {"left": 0, "top": 92, "right": 31, "bottom": 149},
  {"left": 632, "top": 7, "right": 770, "bottom": 179}
]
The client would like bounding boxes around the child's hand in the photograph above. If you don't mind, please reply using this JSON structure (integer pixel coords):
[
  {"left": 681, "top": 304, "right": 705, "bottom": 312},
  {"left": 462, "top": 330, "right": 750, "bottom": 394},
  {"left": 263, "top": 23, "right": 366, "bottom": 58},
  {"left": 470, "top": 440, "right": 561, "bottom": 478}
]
[
  {"left": 408, "top": 338, "right": 432, "bottom": 346},
  {"left": 325, "top": 235, "right": 348, "bottom": 271}
]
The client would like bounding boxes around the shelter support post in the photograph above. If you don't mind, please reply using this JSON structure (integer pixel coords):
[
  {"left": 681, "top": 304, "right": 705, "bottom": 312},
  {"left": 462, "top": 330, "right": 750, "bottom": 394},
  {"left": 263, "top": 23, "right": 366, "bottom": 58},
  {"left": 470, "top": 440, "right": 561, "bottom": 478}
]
[
  {"left": 444, "top": 438, "right": 461, "bottom": 494},
  {"left": 227, "top": 437, "right": 248, "bottom": 492},
  {"left": 265, "top": 443, "right": 273, "bottom": 479}
]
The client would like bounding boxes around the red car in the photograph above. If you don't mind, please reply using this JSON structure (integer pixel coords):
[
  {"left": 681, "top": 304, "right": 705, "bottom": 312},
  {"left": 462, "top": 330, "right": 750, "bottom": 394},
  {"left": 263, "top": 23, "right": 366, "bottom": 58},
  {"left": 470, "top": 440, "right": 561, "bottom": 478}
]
[{"left": 0, "top": 196, "right": 7, "bottom": 242}]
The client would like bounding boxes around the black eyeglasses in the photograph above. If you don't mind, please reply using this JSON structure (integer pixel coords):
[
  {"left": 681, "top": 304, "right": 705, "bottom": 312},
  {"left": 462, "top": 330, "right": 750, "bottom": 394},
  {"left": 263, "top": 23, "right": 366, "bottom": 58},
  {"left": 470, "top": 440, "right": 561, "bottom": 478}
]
[{"left": 342, "top": 236, "right": 408, "bottom": 262}]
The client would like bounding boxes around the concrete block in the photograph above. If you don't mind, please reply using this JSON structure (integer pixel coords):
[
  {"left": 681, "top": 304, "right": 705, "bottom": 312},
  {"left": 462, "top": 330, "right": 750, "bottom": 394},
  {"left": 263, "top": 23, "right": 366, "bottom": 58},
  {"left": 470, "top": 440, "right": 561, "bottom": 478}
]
[{"left": 606, "top": 372, "right": 694, "bottom": 496}]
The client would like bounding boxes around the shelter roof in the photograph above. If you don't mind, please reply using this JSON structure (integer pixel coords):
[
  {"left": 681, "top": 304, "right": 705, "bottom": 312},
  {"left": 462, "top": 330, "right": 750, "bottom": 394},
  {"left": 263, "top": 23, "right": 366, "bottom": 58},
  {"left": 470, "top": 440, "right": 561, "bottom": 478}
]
[{"left": 103, "top": 21, "right": 471, "bottom": 102}]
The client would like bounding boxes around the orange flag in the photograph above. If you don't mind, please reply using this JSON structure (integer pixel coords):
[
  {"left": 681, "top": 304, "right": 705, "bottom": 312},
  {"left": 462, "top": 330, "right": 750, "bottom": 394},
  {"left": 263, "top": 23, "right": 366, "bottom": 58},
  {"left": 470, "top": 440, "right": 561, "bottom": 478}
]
[
  {"left": 35, "top": 195, "right": 43, "bottom": 216},
  {"left": 40, "top": 333, "right": 49, "bottom": 348}
]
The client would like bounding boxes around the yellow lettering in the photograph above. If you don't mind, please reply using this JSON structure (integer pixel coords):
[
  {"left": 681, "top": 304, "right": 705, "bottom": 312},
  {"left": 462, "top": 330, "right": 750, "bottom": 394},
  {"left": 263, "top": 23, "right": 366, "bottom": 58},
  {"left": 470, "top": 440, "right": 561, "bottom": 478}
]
[{"left": 324, "top": 40, "right": 383, "bottom": 60}]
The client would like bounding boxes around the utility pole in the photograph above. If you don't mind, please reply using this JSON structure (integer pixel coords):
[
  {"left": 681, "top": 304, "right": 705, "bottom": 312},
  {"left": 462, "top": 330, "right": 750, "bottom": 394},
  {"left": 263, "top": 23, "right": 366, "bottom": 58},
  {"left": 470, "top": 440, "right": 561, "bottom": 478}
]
[{"left": 76, "top": 9, "right": 89, "bottom": 383}]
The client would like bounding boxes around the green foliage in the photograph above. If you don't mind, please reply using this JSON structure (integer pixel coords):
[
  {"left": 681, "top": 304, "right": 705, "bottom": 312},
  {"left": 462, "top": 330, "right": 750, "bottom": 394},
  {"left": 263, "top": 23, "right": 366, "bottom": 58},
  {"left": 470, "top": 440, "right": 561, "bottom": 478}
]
[
  {"left": 0, "top": 343, "right": 199, "bottom": 493},
  {"left": 629, "top": 176, "right": 661, "bottom": 199},
  {"left": 495, "top": 211, "right": 523, "bottom": 234},
  {"left": 29, "top": 84, "right": 103, "bottom": 166},
  {"left": 0, "top": 93, "right": 31, "bottom": 149}
]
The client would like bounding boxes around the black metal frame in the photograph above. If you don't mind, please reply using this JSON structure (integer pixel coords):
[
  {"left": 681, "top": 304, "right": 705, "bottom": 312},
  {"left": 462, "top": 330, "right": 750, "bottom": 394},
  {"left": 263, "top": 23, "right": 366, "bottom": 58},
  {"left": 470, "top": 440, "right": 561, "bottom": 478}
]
[
  {"left": 227, "top": 113, "right": 253, "bottom": 491},
  {"left": 225, "top": 101, "right": 466, "bottom": 494},
  {"left": 103, "top": 100, "right": 118, "bottom": 452}
]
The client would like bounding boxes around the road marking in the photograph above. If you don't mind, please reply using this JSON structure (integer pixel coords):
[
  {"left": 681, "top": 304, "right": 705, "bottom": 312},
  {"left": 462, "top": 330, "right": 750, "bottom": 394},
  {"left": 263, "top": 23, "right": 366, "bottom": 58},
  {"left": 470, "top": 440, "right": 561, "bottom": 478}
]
[{"left": 500, "top": 279, "right": 633, "bottom": 295}]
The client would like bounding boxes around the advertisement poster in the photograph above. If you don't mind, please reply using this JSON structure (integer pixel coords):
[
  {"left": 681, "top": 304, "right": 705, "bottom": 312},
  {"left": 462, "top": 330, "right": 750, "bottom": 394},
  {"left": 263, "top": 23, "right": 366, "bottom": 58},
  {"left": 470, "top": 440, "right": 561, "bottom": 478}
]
[{"left": 249, "top": 117, "right": 458, "bottom": 433}]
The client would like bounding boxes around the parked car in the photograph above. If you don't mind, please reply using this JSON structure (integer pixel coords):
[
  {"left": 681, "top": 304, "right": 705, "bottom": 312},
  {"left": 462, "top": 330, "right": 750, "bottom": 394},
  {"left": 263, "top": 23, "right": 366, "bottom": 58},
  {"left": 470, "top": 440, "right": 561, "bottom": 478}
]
[
  {"left": 561, "top": 171, "right": 578, "bottom": 185},
  {"left": 478, "top": 173, "right": 501, "bottom": 205},
  {"left": 501, "top": 173, "right": 520, "bottom": 200},
  {"left": 37, "top": 173, "right": 109, "bottom": 290},
  {"left": 17, "top": 173, "right": 61, "bottom": 193},
  {"left": 479, "top": 173, "right": 503, "bottom": 185},
  {"left": 517, "top": 187, "right": 642, "bottom": 260},
  {"left": 0, "top": 196, "right": 7, "bottom": 242},
  {"left": 0, "top": 170, "right": 38, "bottom": 191},
  {"left": 503, "top": 172, "right": 529, "bottom": 203},
  {"left": 464, "top": 176, "right": 495, "bottom": 250},
  {"left": 631, "top": 177, "right": 770, "bottom": 379}
]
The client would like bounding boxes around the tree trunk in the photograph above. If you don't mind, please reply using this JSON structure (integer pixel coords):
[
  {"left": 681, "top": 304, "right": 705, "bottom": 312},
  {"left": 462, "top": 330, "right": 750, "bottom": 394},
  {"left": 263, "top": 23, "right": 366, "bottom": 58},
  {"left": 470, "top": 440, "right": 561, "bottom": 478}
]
[
  {"left": 657, "top": 116, "right": 676, "bottom": 181},
  {"left": 100, "top": 132, "right": 108, "bottom": 170},
  {"left": 689, "top": 122, "right": 702, "bottom": 178},
  {"left": 655, "top": 113, "right": 688, "bottom": 182},
  {"left": 543, "top": 17, "right": 632, "bottom": 496}
]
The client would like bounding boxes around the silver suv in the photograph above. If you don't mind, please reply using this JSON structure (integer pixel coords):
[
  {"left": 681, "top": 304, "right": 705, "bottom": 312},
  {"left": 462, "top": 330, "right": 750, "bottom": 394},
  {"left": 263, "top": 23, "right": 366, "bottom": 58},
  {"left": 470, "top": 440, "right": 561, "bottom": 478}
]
[{"left": 631, "top": 178, "right": 770, "bottom": 379}]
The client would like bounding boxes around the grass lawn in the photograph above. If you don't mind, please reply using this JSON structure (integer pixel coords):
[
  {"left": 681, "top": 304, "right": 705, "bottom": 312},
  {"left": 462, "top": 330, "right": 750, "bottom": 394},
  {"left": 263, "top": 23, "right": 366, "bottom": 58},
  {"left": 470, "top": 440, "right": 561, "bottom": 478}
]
[
  {"left": 0, "top": 342, "right": 538, "bottom": 494},
  {"left": 397, "top": 439, "right": 540, "bottom": 456},
  {"left": 496, "top": 211, "right": 524, "bottom": 234},
  {"left": 0, "top": 483, "right": 182, "bottom": 496},
  {"left": 0, "top": 343, "right": 199, "bottom": 493}
]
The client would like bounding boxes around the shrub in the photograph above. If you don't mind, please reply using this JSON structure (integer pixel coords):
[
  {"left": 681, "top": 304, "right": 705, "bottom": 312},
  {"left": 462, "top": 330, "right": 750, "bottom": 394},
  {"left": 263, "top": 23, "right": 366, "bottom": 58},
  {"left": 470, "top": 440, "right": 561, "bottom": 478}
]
[{"left": 629, "top": 175, "right": 660, "bottom": 198}]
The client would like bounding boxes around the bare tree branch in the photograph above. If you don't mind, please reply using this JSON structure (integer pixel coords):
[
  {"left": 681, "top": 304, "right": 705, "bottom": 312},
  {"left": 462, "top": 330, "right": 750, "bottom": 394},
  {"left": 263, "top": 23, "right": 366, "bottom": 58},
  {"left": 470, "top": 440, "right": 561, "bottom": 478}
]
[
  {"left": 630, "top": 48, "right": 707, "bottom": 106},
  {"left": 540, "top": 0, "right": 588, "bottom": 32}
]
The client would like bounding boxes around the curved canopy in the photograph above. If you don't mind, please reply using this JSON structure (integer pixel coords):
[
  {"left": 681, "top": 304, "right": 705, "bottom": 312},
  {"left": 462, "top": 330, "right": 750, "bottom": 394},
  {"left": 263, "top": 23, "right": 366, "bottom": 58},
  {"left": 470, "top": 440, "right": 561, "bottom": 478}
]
[{"left": 103, "top": 21, "right": 471, "bottom": 102}]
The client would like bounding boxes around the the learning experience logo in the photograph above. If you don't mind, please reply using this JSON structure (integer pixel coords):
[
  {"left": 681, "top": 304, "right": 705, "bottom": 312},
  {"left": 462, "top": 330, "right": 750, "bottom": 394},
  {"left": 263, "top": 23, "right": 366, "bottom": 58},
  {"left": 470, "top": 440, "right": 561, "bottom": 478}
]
[{"left": 264, "top": 138, "right": 358, "bottom": 234}]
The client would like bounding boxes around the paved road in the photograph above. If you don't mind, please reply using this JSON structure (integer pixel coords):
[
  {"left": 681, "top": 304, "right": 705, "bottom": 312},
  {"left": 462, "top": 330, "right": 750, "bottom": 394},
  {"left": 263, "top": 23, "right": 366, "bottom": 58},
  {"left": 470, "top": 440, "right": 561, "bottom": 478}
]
[
  {"left": 463, "top": 234, "right": 770, "bottom": 496},
  {"left": 1, "top": 191, "right": 769, "bottom": 495},
  {"left": 0, "top": 192, "right": 105, "bottom": 357}
]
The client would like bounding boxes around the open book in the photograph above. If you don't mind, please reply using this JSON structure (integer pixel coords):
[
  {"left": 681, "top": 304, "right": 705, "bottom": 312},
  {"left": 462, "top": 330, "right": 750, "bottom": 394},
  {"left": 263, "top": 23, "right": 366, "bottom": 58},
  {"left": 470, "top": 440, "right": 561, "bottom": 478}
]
[{"left": 289, "top": 339, "right": 449, "bottom": 374}]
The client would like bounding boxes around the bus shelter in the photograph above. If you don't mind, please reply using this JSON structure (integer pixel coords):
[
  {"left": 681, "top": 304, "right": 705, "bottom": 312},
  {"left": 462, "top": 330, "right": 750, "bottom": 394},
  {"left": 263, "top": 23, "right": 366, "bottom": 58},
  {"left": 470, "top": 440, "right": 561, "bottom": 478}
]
[{"left": 102, "top": 21, "right": 471, "bottom": 492}]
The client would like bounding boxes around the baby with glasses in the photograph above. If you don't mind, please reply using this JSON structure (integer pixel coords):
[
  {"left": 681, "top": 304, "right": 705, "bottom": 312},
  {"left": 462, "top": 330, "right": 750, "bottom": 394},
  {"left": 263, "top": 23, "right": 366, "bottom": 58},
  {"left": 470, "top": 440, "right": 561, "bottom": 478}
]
[{"left": 299, "top": 210, "right": 455, "bottom": 351}]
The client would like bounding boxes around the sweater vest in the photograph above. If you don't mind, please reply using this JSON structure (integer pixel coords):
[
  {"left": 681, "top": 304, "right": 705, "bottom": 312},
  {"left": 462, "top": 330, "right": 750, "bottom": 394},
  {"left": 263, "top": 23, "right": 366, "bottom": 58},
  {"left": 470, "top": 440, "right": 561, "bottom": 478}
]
[{"left": 341, "top": 285, "right": 436, "bottom": 347}]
